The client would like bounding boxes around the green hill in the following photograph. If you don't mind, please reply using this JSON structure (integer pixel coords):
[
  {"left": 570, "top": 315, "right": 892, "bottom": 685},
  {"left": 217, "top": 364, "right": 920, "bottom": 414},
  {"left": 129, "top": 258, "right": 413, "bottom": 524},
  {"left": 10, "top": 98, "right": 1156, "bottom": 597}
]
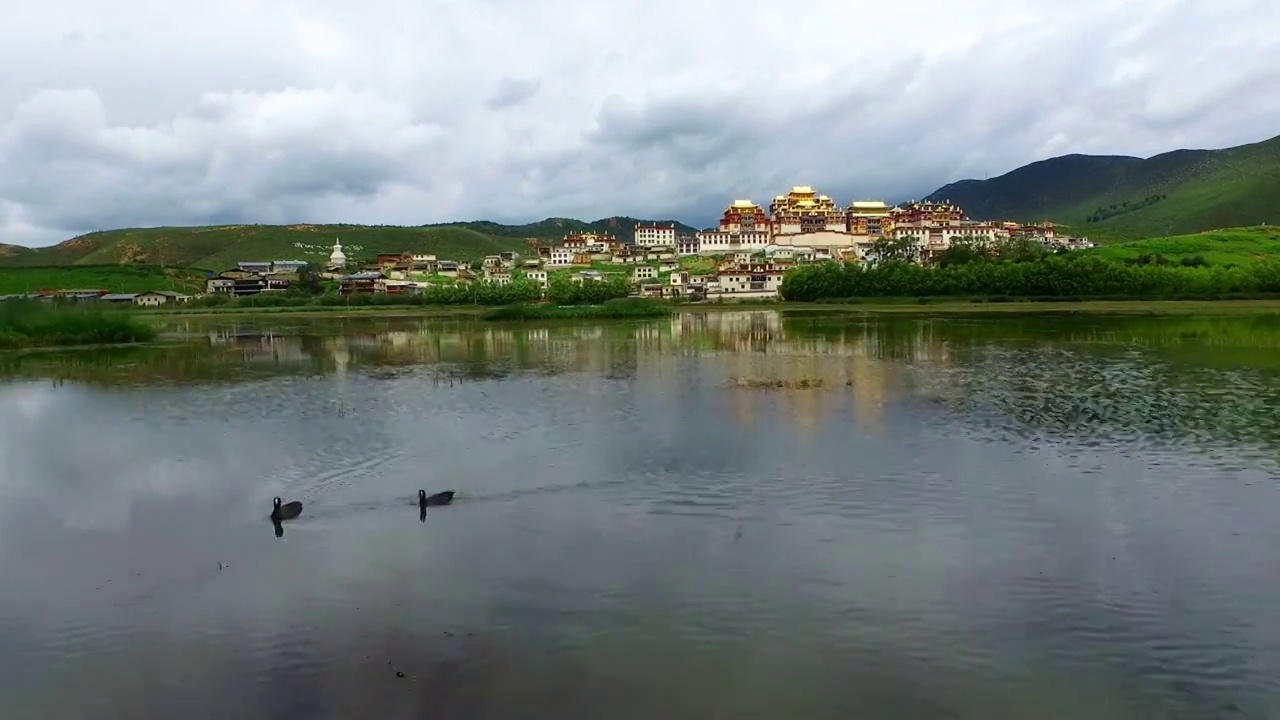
[
  {"left": 925, "top": 134, "right": 1280, "bottom": 241},
  {"left": 0, "top": 265, "right": 209, "bottom": 295},
  {"left": 0, "top": 216, "right": 700, "bottom": 271},
  {"left": 1085, "top": 225, "right": 1280, "bottom": 266},
  {"left": 0, "top": 224, "right": 528, "bottom": 270}
]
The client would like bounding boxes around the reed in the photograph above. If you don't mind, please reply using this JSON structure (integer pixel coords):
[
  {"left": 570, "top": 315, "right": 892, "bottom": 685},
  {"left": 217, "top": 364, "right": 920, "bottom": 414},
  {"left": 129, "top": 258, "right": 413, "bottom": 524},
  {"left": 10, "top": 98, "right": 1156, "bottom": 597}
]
[{"left": 0, "top": 300, "right": 159, "bottom": 349}]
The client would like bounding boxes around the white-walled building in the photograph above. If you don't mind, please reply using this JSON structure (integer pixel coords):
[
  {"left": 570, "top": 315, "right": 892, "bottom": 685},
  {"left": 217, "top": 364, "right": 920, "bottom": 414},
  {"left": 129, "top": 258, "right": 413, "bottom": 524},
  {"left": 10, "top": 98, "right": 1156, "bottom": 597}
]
[{"left": 634, "top": 223, "right": 677, "bottom": 247}]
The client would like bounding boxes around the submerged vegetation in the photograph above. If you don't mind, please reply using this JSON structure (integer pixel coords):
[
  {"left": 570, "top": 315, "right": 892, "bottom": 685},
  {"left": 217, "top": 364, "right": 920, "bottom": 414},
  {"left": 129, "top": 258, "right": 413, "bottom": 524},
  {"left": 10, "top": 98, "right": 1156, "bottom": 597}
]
[
  {"left": 0, "top": 300, "right": 159, "bottom": 349},
  {"left": 481, "top": 298, "right": 672, "bottom": 321}
]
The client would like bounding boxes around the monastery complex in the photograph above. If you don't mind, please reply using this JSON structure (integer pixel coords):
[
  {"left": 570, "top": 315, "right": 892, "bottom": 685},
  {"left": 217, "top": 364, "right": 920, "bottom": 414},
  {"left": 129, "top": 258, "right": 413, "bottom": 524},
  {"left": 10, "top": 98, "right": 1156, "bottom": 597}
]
[{"left": 632, "top": 186, "right": 1090, "bottom": 262}]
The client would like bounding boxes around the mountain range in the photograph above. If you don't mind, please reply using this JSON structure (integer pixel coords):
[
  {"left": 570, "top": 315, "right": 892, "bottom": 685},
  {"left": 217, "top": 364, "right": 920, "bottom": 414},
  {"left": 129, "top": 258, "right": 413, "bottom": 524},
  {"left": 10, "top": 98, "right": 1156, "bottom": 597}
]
[
  {"left": 926, "top": 134, "right": 1280, "bottom": 241},
  {"left": 0, "top": 134, "right": 1276, "bottom": 269}
]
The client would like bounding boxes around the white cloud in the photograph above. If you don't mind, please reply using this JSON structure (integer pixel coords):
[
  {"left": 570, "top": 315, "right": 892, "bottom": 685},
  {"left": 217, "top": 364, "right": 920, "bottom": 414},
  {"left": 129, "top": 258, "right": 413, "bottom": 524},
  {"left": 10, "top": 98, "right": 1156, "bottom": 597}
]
[{"left": 1, "top": 0, "right": 1277, "bottom": 245}]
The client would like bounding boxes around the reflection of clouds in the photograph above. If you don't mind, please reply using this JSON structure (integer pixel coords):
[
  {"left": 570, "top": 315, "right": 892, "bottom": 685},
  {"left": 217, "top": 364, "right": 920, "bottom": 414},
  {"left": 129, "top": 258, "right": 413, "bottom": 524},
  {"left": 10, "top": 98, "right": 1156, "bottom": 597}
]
[
  {"left": 0, "top": 314, "right": 1277, "bottom": 718},
  {"left": 0, "top": 383, "right": 306, "bottom": 536}
]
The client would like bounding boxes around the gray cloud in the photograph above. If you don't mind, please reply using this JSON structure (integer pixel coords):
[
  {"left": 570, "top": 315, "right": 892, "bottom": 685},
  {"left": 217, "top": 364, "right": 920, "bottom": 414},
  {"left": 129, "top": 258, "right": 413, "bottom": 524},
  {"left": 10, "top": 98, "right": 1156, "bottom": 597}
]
[
  {"left": 485, "top": 77, "right": 542, "bottom": 110},
  {"left": 1, "top": 0, "right": 1278, "bottom": 245}
]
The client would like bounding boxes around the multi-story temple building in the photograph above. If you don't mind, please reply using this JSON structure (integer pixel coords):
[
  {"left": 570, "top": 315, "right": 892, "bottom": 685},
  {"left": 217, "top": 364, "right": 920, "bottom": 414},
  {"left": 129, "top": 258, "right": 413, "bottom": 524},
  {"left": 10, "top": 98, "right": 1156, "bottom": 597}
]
[
  {"left": 846, "top": 200, "right": 893, "bottom": 237},
  {"left": 695, "top": 199, "right": 772, "bottom": 254},
  {"left": 769, "top": 186, "right": 847, "bottom": 235}
]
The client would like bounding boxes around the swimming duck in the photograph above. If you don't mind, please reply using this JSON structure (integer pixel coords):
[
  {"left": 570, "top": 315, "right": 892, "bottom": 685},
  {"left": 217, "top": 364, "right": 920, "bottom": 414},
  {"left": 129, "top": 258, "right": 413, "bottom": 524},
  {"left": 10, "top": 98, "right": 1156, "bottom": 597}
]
[
  {"left": 419, "top": 490, "right": 455, "bottom": 508},
  {"left": 271, "top": 497, "right": 303, "bottom": 521}
]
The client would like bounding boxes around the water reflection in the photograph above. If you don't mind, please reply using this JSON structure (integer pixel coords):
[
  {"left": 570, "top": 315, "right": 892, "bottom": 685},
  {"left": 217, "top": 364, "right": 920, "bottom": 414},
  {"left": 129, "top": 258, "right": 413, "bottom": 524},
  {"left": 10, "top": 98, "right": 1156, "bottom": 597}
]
[
  {"left": 1, "top": 310, "right": 1280, "bottom": 718},
  {"left": 3, "top": 311, "right": 1280, "bottom": 457}
]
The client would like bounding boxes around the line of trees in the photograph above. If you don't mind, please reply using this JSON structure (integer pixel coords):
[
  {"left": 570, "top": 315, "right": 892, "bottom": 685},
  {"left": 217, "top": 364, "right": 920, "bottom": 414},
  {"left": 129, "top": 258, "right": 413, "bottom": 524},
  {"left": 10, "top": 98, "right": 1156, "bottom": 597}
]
[
  {"left": 779, "top": 255, "right": 1280, "bottom": 301},
  {"left": 1086, "top": 194, "right": 1167, "bottom": 223},
  {"left": 183, "top": 272, "right": 635, "bottom": 309}
]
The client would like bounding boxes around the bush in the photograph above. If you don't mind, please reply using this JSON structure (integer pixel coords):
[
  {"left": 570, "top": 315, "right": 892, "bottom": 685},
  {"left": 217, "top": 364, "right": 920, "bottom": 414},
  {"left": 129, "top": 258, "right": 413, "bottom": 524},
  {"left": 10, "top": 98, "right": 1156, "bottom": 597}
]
[
  {"left": 546, "top": 276, "right": 633, "bottom": 305},
  {"left": 779, "top": 256, "right": 1280, "bottom": 302}
]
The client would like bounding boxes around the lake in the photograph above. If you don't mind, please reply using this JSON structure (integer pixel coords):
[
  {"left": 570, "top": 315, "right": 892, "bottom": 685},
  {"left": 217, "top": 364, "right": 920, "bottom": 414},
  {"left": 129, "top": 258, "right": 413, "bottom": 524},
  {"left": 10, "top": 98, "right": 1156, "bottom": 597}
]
[{"left": 1, "top": 309, "right": 1278, "bottom": 719}]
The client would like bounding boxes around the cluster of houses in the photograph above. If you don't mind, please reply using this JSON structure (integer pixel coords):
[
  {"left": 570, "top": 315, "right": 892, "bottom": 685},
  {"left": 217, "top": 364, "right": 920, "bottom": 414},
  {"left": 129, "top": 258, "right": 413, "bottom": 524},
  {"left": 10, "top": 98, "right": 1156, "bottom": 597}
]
[{"left": 0, "top": 289, "right": 192, "bottom": 306}]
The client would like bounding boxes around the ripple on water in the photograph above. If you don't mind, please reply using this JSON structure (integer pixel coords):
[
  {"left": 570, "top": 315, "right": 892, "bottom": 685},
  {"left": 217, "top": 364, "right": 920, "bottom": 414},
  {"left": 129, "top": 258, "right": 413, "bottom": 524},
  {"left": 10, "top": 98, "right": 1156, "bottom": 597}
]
[{"left": 4, "top": 315, "right": 1280, "bottom": 718}]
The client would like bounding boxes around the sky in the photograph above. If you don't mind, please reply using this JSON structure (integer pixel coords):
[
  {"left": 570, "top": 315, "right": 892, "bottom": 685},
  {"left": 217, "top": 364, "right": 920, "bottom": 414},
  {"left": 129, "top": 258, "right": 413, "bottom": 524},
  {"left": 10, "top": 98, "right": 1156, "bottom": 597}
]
[{"left": 1, "top": 0, "right": 1277, "bottom": 246}]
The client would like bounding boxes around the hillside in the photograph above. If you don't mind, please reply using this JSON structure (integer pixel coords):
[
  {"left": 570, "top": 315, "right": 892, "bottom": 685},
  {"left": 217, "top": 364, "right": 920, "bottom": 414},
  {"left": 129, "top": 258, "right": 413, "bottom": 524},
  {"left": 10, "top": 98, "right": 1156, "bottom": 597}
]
[
  {"left": 431, "top": 216, "right": 700, "bottom": 242},
  {"left": 0, "top": 216, "right": 700, "bottom": 271},
  {"left": 925, "top": 134, "right": 1280, "bottom": 240},
  {"left": 0, "top": 265, "right": 209, "bottom": 295},
  {"left": 1085, "top": 225, "right": 1280, "bottom": 266}
]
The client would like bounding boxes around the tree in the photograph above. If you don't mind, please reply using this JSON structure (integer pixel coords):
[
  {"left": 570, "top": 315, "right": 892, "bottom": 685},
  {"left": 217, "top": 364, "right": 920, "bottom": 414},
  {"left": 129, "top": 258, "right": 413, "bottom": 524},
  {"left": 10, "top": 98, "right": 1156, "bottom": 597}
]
[
  {"left": 290, "top": 263, "right": 323, "bottom": 295},
  {"left": 933, "top": 237, "right": 990, "bottom": 267},
  {"left": 869, "top": 236, "right": 915, "bottom": 263}
]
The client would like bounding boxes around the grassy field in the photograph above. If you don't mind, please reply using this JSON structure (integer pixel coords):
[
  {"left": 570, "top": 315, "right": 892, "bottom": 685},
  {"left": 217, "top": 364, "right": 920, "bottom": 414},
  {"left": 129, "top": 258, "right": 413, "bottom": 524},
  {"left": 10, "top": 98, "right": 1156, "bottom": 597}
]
[
  {"left": 0, "top": 265, "right": 209, "bottom": 294},
  {"left": 1084, "top": 225, "right": 1280, "bottom": 265},
  {"left": 928, "top": 134, "right": 1280, "bottom": 240}
]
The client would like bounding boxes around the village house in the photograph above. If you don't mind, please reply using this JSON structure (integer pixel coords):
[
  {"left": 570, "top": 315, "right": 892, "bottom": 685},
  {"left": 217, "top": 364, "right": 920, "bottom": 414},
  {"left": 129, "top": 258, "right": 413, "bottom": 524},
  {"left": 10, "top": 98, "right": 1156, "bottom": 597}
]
[
  {"left": 633, "top": 265, "right": 657, "bottom": 281},
  {"left": 645, "top": 246, "right": 676, "bottom": 261},
  {"left": 100, "top": 290, "right": 191, "bottom": 306},
  {"left": 571, "top": 270, "right": 605, "bottom": 284},
  {"left": 710, "top": 267, "right": 787, "bottom": 299},
  {"left": 548, "top": 248, "right": 574, "bottom": 267},
  {"left": 209, "top": 269, "right": 268, "bottom": 296},
  {"left": 524, "top": 269, "right": 549, "bottom": 289},
  {"left": 374, "top": 278, "right": 418, "bottom": 295},
  {"left": 236, "top": 261, "right": 273, "bottom": 274},
  {"left": 339, "top": 271, "right": 384, "bottom": 295}
]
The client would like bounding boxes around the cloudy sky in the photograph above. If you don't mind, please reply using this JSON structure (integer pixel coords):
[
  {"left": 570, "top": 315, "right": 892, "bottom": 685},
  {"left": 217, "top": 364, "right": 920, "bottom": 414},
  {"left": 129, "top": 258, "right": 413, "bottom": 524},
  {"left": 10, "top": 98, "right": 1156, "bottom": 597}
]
[{"left": 2, "top": 0, "right": 1277, "bottom": 246}]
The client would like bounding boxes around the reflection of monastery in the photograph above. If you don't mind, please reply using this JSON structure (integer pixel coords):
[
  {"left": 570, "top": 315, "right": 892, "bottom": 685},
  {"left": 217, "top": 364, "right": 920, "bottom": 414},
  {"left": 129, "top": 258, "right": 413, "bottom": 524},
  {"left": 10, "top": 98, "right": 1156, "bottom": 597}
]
[{"left": 197, "top": 313, "right": 956, "bottom": 432}]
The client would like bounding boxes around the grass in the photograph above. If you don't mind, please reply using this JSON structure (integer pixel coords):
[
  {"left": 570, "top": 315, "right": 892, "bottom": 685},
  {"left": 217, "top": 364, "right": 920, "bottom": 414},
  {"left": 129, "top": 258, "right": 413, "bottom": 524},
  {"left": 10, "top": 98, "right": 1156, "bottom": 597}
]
[
  {"left": 0, "top": 265, "right": 210, "bottom": 294},
  {"left": 481, "top": 298, "right": 674, "bottom": 321},
  {"left": 1085, "top": 225, "right": 1280, "bottom": 265},
  {"left": 0, "top": 300, "right": 159, "bottom": 349}
]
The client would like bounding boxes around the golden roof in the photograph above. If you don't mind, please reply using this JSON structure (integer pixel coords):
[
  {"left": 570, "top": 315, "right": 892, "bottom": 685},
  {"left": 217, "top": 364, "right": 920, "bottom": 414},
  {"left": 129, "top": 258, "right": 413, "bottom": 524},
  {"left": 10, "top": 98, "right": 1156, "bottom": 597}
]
[
  {"left": 790, "top": 186, "right": 815, "bottom": 194},
  {"left": 730, "top": 199, "right": 758, "bottom": 208},
  {"left": 850, "top": 201, "right": 888, "bottom": 209}
]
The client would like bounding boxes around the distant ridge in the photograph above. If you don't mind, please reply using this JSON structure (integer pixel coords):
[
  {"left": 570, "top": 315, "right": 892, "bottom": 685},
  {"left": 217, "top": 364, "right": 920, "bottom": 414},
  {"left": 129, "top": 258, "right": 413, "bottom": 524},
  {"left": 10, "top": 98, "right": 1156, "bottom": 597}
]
[{"left": 924, "top": 134, "right": 1280, "bottom": 240}]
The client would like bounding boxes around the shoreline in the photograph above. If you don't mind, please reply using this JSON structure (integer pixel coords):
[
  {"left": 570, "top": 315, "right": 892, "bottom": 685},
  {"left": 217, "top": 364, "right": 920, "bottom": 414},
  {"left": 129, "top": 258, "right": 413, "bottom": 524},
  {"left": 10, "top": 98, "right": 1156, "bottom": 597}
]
[{"left": 134, "top": 297, "right": 1280, "bottom": 319}]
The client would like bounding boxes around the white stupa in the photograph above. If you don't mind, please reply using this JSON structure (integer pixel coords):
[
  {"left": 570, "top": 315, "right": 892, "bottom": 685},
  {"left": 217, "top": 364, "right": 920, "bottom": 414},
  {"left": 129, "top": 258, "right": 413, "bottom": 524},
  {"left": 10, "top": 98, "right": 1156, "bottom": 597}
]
[{"left": 328, "top": 238, "right": 347, "bottom": 269}]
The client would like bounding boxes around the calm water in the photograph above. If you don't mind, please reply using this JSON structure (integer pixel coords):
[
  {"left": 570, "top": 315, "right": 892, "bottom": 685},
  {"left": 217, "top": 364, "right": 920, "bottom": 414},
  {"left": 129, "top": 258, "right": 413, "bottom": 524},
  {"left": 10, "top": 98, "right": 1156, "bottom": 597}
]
[{"left": 2, "top": 309, "right": 1279, "bottom": 719}]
